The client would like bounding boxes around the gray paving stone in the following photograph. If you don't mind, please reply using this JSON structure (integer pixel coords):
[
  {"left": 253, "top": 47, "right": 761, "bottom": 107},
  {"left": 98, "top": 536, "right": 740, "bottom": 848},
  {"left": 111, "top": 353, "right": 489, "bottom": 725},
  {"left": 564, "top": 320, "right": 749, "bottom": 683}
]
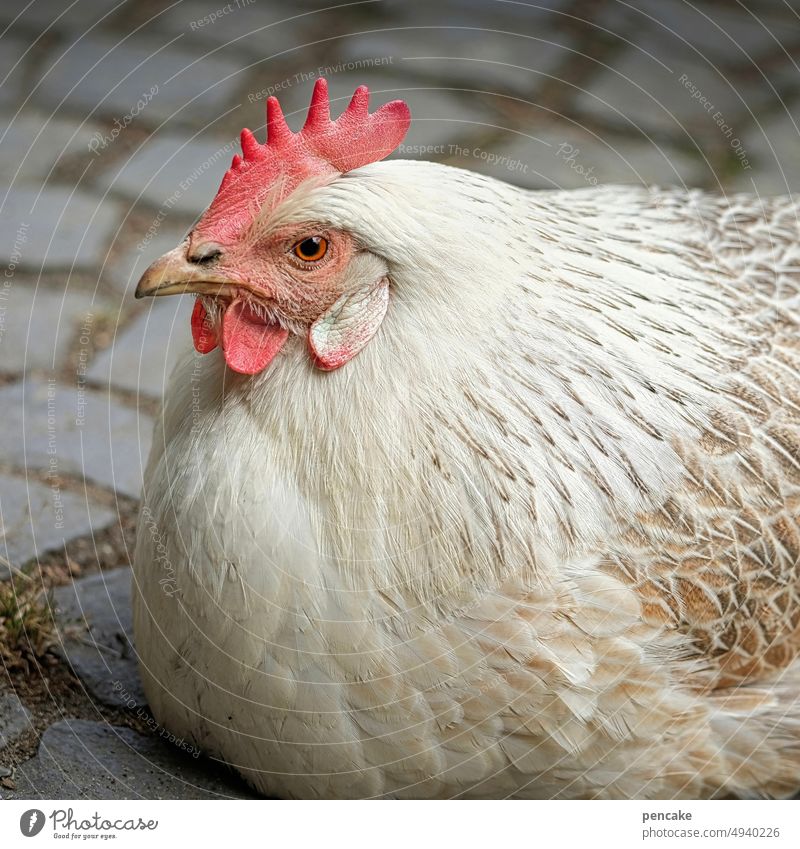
[
  {"left": 574, "top": 48, "right": 778, "bottom": 140},
  {"left": 53, "top": 568, "right": 144, "bottom": 710},
  {"left": 0, "top": 111, "right": 101, "bottom": 183},
  {"left": 379, "top": 0, "right": 572, "bottom": 28},
  {"left": 97, "top": 133, "right": 237, "bottom": 216},
  {"left": 35, "top": 34, "right": 243, "bottom": 126},
  {"left": 732, "top": 109, "right": 800, "bottom": 195},
  {"left": 0, "top": 379, "right": 153, "bottom": 499},
  {"left": 0, "top": 34, "right": 28, "bottom": 107},
  {"left": 0, "top": 286, "right": 99, "bottom": 375},
  {"left": 0, "top": 691, "right": 31, "bottom": 750},
  {"left": 104, "top": 227, "right": 188, "bottom": 294},
  {"left": 0, "top": 0, "right": 123, "bottom": 33},
  {"left": 339, "top": 27, "right": 570, "bottom": 97},
  {"left": 0, "top": 187, "right": 121, "bottom": 270},
  {"left": 494, "top": 126, "right": 708, "bottom": 191},
  {"left": 0, "top": 476, "right": 116, "bottom": 579},
  {"left": 164, "top": 0, "right": 571, "bottom": 70},
  {"left": 635, "top": 0, "right": 800, "bottom": 62},
  {"left": 158, "top": 0, "right": 300, "bottom": 56},
  {"left": 6, "top": 719, "right": 255, "bottom": 799},
  {"left": 87, "top": 297, "right": 194, "bottom": 399}
]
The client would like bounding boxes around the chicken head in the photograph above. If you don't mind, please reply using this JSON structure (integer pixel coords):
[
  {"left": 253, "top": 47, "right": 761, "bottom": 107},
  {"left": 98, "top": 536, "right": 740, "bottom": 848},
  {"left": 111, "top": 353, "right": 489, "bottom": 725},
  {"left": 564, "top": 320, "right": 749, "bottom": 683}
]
[{"left": 135, "top": 78, "right": 410, "bottom": 374}]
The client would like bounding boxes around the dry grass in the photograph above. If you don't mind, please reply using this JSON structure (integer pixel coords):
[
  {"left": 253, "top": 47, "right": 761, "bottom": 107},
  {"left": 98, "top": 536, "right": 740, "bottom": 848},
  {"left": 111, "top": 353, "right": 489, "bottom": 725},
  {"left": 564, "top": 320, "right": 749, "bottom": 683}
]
[{"left": 0, "top": 573, "right": 57, "bottom": 673}]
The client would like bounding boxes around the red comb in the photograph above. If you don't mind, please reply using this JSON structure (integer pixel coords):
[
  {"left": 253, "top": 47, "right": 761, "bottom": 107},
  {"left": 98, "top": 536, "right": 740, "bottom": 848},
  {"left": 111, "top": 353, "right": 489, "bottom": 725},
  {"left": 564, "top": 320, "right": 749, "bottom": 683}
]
[{"left": 195, "top": 78, "right": 411, "bottom": 242}]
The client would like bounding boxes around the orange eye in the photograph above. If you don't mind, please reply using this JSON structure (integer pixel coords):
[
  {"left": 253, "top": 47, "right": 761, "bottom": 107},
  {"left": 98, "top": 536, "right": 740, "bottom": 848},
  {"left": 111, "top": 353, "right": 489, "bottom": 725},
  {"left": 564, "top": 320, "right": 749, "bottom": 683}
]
[{"left": 293, "top": 236, "right": 328, "bottom": 262}]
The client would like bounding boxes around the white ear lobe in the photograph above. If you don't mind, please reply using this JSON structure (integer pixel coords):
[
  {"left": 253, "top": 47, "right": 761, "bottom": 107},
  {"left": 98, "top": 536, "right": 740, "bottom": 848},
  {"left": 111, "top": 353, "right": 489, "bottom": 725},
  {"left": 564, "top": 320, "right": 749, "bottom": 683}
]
[{"left": 308, "top": 277, "right": 389, "bottom": 370}]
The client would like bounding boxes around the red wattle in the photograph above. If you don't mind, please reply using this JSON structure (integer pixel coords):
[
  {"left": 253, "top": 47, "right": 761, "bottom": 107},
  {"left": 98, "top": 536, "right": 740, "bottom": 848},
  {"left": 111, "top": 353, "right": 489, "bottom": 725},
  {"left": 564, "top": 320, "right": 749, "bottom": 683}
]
[
  {"left": 191, "top": 300, "right": 218, "bottom": 353},
  {"left": 221, "top": 297, "right": 288, "bottom": 375}
]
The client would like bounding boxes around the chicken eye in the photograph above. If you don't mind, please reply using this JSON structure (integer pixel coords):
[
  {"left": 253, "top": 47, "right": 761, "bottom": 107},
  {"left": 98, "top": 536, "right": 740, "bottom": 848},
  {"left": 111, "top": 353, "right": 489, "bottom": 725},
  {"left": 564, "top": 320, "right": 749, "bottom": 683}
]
[{"left": 293, "top": 236, "right": 328, "bottom": 262}]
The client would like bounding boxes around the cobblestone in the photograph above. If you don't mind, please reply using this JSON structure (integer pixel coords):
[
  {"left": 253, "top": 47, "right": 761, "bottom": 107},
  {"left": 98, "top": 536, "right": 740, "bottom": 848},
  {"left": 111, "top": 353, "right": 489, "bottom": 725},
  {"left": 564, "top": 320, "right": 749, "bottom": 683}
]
[
  {"left": 0, "top": 0, "right": 123, "bottom": 34},
  {"left": 0, "top": 287, "right": 99, "bottom": 375},
  {"left": 0, "top": 475, "right": 115, "bottom": 579},
  {"left": 634, "top": 0, "right": 800, "bottom": 62},
  {"left": 97, "top": 133, "right": 236, "bottom": 215},
  {"left": 0, "top": 379, "right": 152, "bottom": 499},
  {"left": 574, "top": 50, "right": 775, "bottom": 140},
  {"left": 733, "top": 108, "right": 800, "bottom": 194},
  {"left": 489, "top": 127, "right": 708, "bottom": 191},
  {"left": 0, "top": 34, "right": 28, "bottom": 107},
  {"left": 340, "top": 27, "right": 571, "bottom": 96},
  {"left": 0, "top": 187, "right": 121, "bottom": 270},
  {"left": 52, "top": 568, "right": 144, "bottom": 710},
  {"left": 104, "top": 227, "right": 187, "bottom": 294},
  {"left": 35, "top": 34, "right": 243, "bottom": 126},
  {"left": 0, "top": 691, "right": 32, "bottom": 750},
  {"left": 158, "top": 0, "right": 298, "bottom": 57},
  {"left": 87, "top": 297, "right": 194, "bottom": 398},
  {"left": 5, "top": 719, "right": 255, "bottom": 799},
  {"left": 0, "top": 111, "right": 101, "bottom": 183}
]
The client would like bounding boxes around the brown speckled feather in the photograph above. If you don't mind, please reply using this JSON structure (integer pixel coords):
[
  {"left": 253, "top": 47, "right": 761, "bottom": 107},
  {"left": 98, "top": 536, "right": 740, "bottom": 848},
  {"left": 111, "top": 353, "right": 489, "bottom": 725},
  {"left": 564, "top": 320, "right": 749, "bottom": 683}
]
[{"left": 601, "top": 194, "right": 800, "bottom": 692}]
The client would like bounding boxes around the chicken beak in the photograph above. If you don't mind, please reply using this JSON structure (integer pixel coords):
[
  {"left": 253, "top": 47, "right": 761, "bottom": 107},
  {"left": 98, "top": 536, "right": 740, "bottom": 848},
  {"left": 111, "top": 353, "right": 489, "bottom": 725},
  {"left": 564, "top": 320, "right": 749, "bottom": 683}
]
[{"left": 135, "top": 244, "right": 232, "bottom": 299}]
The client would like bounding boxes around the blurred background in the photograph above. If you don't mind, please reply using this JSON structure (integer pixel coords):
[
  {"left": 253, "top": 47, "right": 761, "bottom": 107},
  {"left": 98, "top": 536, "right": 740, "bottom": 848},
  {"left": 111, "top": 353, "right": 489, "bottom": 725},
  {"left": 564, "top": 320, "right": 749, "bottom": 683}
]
[{"left": 1, "top": 0, "right": 799, "bottom": 798}]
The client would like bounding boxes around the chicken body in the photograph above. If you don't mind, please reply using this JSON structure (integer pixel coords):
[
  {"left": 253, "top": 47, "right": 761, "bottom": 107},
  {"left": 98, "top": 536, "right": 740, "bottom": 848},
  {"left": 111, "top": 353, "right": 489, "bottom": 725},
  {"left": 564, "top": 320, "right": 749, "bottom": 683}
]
[{"left": 133, "top": 161, "right": 800, "bottom": 798}]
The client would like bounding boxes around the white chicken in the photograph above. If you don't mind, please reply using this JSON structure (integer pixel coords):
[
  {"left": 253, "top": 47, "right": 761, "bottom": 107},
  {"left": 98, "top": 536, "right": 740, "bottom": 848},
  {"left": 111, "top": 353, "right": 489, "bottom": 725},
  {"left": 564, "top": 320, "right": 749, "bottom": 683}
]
[{"left": 133, "top": 79, "right": 800, "bottom": 799}]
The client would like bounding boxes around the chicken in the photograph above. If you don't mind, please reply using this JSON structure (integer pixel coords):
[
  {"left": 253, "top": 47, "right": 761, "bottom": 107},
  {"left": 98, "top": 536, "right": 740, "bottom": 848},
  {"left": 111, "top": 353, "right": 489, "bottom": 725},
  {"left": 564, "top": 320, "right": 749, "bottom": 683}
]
[{"left": 132, "top": 78, "right": 800, "bottom": 799}]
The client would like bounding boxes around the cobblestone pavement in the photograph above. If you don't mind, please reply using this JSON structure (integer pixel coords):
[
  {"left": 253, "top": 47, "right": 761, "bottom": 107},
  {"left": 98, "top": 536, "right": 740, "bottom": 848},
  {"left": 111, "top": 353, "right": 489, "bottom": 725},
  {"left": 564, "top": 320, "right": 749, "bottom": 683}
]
[{"left": 1, "top": 0, "right": 799, "bottom": 799}]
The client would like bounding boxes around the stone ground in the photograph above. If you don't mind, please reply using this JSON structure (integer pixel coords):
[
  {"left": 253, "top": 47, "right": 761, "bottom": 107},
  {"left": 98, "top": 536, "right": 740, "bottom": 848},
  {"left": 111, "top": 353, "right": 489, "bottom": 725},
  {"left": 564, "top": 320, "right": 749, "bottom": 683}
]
[{"left": 1, "top": 0, "right": 799, "bottom": 799}]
